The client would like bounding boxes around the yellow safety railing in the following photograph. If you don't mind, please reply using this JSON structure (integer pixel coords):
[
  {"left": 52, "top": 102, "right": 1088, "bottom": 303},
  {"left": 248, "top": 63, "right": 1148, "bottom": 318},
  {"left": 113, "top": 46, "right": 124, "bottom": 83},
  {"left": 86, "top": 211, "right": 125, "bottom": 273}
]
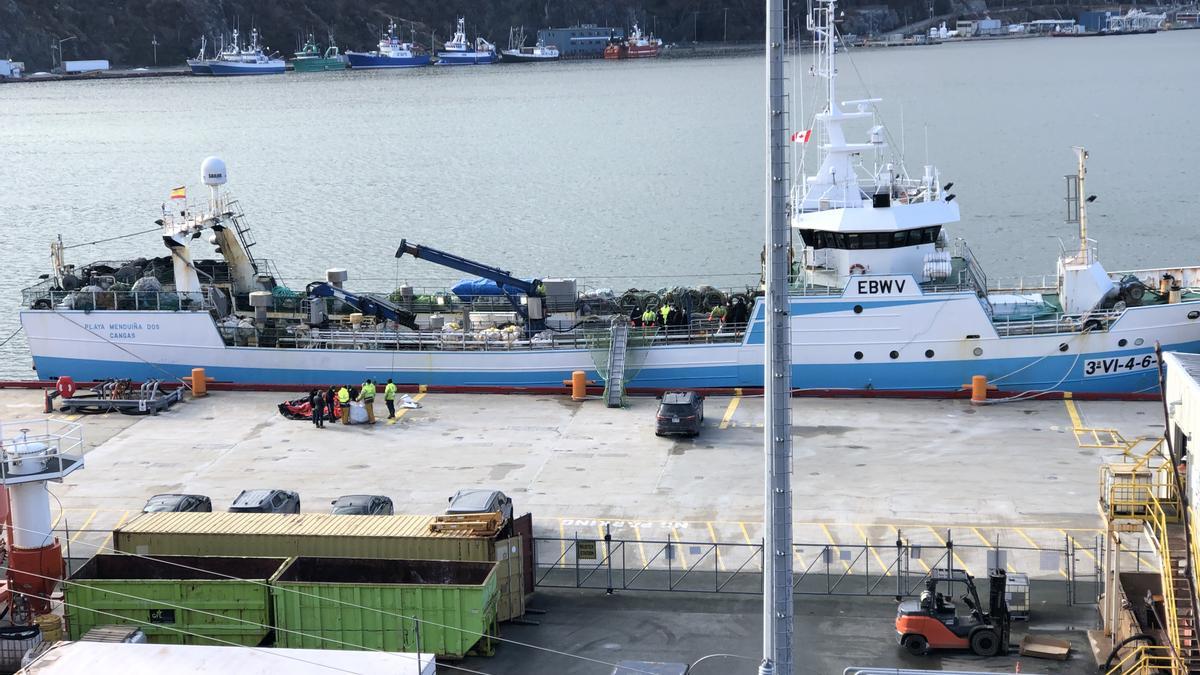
[
  {"left": 1106, "top": 644, "right": 1179, "bottom": 674},
  {"left": 1102, "top": 478, "right": 1187, "bottom": 673}
]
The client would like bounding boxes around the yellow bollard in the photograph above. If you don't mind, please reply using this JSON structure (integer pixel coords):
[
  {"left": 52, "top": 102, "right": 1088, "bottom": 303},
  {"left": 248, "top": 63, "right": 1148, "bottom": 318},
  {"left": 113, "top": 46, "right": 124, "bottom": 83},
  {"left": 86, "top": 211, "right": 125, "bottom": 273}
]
[
  {"left": 970, "top": 375, "right": 988, "bottom": 405},
  {"left": 191, "top": 367, "right": 208, "bottom": 398},
  {"left": 570, "top": 370, "right": 587, "bottom": 401}
]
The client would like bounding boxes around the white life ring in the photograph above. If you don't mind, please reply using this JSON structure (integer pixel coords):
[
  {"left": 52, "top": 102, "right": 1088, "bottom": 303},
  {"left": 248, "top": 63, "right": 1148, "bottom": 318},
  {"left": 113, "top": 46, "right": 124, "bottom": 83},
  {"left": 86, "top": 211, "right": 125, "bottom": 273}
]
[{"left": 849, "top": 263, "right": 867, "bottom": 276}]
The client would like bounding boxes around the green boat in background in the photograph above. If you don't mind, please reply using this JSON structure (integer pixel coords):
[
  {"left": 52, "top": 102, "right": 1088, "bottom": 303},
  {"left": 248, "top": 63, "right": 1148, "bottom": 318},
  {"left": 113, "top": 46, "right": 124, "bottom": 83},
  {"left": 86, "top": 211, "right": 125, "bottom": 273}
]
[{"left": 292, "top": 34, "right": 348, "bottom": 72}]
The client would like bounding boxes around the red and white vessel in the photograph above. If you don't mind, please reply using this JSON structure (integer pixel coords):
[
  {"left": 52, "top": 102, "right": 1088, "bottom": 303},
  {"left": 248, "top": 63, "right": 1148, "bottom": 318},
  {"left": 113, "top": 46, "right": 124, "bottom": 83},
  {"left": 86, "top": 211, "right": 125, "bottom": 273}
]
[{"left": 604, "top": 23, "right": 662, "bottom": 59}]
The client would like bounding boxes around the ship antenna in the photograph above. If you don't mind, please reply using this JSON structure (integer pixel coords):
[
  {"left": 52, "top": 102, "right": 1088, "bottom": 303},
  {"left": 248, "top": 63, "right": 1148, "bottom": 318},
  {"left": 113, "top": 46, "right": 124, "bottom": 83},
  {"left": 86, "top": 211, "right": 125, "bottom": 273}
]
[{"left": 1076, "top": 146, "right": 1089, "bottom": 260}]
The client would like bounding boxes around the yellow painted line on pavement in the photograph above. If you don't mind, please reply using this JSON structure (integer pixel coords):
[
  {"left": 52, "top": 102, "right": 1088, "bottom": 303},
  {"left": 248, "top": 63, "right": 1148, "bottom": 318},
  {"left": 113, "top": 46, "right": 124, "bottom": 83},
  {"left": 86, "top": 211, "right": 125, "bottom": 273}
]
[
  {"left": 927, "top": 527, "right": 972, "bottom": 576},
  {"left": 50, "top": 511, "right": 64, "bottom": 531},
  {"left": 558, "top": 520, "right": 566, "bottom": 561},
  {"left": 820, "top": 523, "right": 851, "bottom": 571},
  {"left": 69, "top": 510, "right": 98, "bottom": 543},
  {"left": 387, "top": 393, "right": 426, "bottom": 425},
  {"left": 96, "top": 510, "right": 132, "bottom": 553},
  {"left": 855, "top": 524, "right": 891, "bottom": 576},
  {"left": 719, "top": 395, "right": 741, "bottom": 430},
  {"left": 670, "top": 526, "right": 690, "bottom": 569},
  {"left": 632, "top": 525, "right": 649, "bottom": 567},
  {"left": 1117, "top": 541, "right": 1155, "bottom": 570},
  {"left": 970, "top": 527, "right": 992, "bottom": 547},
  {"left": 1064, "top": 395, "right": 1084, "bottom": 431},
  {"left": 707, "top": 522, "right": 728, "bottom": 572},
  {"left": 1063, "top": 529, "right": 1098, "bottom": 563}
]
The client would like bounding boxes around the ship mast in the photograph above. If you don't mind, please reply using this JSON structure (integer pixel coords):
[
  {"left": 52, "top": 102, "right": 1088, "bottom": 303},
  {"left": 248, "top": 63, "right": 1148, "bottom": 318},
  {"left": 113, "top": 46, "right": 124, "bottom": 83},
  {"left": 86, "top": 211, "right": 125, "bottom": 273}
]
[{"left": 761, "top": 0, "right": 794, "bottom": 672}]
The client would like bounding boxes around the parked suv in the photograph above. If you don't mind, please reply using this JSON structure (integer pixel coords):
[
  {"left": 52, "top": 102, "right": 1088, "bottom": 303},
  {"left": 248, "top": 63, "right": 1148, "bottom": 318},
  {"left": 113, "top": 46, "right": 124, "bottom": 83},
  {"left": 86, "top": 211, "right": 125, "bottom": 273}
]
[
  {"left": 229, "top": 489, "right": 300, "bottom": 514},
  {"left": 330, "top": 495, "right": 394, "bottom": 516},
  {"left": 142, "top": 494, "right": 212, "bottom": 513},
  {"left": 655, "top": 391, "right": 704, "bottom": 437}
]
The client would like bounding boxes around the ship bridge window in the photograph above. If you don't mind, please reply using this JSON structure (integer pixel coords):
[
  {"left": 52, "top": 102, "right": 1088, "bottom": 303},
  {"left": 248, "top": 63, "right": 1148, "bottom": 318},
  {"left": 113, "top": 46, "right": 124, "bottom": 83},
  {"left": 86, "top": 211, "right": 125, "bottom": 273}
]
[{"left": 797, "top": 226, "right": 941, "bottom": 250}]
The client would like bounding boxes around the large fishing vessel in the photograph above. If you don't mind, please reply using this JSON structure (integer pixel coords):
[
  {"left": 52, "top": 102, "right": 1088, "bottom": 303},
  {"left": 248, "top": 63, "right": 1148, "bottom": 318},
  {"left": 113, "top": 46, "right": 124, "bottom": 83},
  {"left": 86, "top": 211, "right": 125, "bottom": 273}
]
[
  {"left": 18, "top": 10, "right": 1200, "bottom": 396},
  {"left": 436, "top": 18, "right": 497, "bottom": 65},
  {"left": 292, "top": 34, "right": 348, "bottom": 72},
  {"left": 204, "top": 29, "right": 285, "bottom": 76},
  {"left": 345, "top": 20, "right": 431, "bottom": 69}
]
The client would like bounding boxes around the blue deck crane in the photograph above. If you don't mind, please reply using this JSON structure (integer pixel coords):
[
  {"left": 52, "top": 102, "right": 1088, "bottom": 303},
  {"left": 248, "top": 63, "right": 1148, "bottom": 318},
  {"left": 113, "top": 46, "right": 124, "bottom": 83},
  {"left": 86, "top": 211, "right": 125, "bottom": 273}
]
[
  {"left": 395, "top": 239, "right": 546, "bottom": 333},
  {"left": 305, "top": 281, "right": 420, "bottom": 330}
]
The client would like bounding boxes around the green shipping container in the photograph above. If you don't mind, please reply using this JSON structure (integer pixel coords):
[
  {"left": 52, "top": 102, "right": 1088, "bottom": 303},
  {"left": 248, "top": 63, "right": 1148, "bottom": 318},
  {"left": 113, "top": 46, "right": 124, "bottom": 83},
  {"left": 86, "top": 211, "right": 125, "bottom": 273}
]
[
  {"left": 271, "top": 557, "right": 499, "bottom": 658},
  {"left": 65, "top": 554, "right": 288, "bottom": 647}
]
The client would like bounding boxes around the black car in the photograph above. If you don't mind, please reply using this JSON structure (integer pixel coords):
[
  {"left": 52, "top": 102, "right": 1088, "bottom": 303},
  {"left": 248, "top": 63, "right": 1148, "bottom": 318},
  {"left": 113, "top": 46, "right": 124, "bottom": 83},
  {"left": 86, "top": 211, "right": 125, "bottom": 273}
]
[
  {"left": 228, "top": 489, "right": 300, "bottom": 514},
  {"left": 330, "top": 495, "right": 394, "bottom": 516},
  {"left": 655, "top": 391, "right": 704, "bottom": 437},
  {"left": 142, "top": 494, "right": 212, "bottom": 513},
  {"left": 446, "top": 489, "right": 513, "bottom": 525}
]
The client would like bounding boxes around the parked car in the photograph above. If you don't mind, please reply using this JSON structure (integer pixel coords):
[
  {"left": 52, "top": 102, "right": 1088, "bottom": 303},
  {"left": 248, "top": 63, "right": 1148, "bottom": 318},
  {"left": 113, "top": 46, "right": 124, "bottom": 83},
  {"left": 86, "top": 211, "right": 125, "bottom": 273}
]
[
  {"left": 228, "top": 489, "right": 300, "bottom": 514},
  {"left": 655, "top": 391, "right": 704, "bottom": 437},
  {"left": 141, "top": 494, "right": 212, "bottom": 513},
  {"left": 330, "top": 495, "right": 394, "bottom": 516},
  {"left": 446, "top": 489, "right": 513, "bottom": 525}
]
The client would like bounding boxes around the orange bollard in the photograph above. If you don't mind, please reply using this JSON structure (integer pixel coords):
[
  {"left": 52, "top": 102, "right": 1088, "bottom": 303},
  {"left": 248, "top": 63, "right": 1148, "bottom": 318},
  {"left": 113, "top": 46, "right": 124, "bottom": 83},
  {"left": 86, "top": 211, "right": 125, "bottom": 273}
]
[
  {"left": 570, "top": 370, "right": 587, "bottom": 401},
  {"left": 970, "top": 375, "right": 988, "bottom": 405},
  {"left": 191, "top": 368, "right": 208, "bottom": 398}
]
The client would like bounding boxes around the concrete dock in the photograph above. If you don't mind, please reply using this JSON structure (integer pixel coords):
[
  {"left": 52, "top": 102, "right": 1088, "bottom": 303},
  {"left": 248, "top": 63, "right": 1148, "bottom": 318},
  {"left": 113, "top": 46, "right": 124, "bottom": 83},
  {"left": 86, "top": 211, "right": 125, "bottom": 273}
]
[{"left": 0, "top": 389, "right": 1160, "bottom": 672}]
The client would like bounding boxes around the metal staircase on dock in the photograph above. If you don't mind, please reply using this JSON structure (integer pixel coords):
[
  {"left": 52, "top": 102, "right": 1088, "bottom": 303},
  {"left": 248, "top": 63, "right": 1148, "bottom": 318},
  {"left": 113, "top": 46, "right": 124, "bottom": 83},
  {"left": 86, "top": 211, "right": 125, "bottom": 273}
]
[{"left": 604, "top": 321, "right": 630, "bottom": 408}]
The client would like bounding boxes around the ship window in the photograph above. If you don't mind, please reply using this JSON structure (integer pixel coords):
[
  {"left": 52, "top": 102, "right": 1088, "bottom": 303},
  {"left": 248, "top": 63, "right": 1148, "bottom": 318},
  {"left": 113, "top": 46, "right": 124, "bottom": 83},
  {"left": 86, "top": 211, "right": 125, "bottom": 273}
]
[{"left": 796, "top": 226, "right": 942, "bottom": 251}]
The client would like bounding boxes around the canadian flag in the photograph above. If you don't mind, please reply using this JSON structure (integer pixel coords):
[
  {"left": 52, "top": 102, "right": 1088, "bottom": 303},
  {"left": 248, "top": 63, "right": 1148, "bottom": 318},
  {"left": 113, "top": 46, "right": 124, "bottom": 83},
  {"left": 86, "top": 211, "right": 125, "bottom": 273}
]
[{"left": 791, "top": 129, "right": 812, "bottom": 144}]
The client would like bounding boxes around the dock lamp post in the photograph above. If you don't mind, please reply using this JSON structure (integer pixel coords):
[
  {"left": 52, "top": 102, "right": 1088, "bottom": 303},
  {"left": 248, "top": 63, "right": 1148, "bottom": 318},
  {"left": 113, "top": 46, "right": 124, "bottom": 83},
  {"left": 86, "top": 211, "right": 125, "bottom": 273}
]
[
  {"left": 152, "top": 35, "right": 159, "bottom": 65},
  {"left": 52, "top": 35, "right": 76, "bottom": 70}
]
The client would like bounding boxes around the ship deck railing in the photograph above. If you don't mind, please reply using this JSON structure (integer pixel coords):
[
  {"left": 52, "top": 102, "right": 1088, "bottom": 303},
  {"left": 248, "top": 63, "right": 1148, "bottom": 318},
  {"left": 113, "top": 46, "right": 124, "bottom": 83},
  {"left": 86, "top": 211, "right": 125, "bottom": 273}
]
[
  {"left": 22, "top": 288, "right": 216, "bottom": 312},
  {"left": 270, "top": 321, "right": 750, "bottom": 352}
]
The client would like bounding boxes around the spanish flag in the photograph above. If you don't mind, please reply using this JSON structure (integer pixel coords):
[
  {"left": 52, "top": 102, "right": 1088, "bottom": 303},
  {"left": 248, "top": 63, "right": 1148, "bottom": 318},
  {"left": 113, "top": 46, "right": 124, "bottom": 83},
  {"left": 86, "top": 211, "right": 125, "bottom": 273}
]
[{"left": 169, "top": 186, "right": 186, "bottom": 200}]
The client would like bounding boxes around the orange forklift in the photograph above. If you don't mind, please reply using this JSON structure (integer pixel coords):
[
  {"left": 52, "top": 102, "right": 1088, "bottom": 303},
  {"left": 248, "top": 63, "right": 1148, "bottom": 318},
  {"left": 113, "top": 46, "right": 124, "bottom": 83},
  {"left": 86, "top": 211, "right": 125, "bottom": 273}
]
[{"left": 895, "top": 568, "right": 1010, "bottom": 657}]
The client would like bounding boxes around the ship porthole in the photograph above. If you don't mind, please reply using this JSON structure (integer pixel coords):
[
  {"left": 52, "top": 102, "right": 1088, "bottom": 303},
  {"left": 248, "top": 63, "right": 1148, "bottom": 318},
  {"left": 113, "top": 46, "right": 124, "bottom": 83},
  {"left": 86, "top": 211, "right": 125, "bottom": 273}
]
[
  {"left": 889, "top": 350, "right": 899, "bottom": 359},
  {"left": 1135, "top": 338, "right": 1145, "bottom": 346},
  {"left": 853, "top": 351, "right": 863, "bottom": 360},
  {"left": 924, "top": 349, "right": 934, "bottom": 358},
  {"left": 1189, "top": 311, "right": 1200, "bottom": 320},
  {"left": 1058, "top": 343, "right": 1069, "bottom": 352},
  {"left": 853, "top": 305, "right": 863, "bottom": 314},
  {"left": 1118, "top": 339, "right": 1127, "bottom": 347},
  {"left": 973, "top": 347, "right": 983, "bottom": 357}
]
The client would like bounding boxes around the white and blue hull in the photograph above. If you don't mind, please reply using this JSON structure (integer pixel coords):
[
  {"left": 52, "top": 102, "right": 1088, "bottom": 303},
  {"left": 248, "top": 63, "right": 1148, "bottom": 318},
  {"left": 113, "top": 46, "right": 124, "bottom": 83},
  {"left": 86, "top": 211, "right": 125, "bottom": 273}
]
[
  {"left": 436, "top": 51, "right": 497, "bottom": 65},
  {"left": 345, "top": 53, "right": 431, "bottom": 69},
  {"left": 21, "top": 282, "right": 1200, "bottom": 395}
]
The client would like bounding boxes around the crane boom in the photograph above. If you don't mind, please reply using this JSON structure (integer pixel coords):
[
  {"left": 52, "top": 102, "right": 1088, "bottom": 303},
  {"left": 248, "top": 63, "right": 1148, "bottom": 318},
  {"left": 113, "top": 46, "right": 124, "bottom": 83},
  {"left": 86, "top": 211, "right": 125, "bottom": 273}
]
[
  {"left": 395, "top": 239, "right": 546, "bottom": 333},
  {"left": 306, "top": 282, "right": 419, "bottom": 330}
]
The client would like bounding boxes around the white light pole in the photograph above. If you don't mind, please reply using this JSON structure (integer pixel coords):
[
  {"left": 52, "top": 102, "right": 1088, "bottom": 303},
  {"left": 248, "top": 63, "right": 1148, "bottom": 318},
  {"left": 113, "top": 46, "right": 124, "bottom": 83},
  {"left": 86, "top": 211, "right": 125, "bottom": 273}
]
[{"left": 152, "top": 35, "right": 159, "bottom": 65}]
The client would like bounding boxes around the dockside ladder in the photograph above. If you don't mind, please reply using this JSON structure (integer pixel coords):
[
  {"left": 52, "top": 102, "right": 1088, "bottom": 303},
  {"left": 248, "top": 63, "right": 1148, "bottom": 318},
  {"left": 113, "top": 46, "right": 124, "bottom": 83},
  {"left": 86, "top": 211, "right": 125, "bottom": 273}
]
[{"left": 604, "top": 321, "right": 630, "bottom": 408}]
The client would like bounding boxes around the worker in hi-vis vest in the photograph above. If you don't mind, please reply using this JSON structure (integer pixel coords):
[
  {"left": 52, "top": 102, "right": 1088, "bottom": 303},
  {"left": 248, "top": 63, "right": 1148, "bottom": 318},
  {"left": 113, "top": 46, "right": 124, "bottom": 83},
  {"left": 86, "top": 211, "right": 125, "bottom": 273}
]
[
  {"left": 358, "top": 379, "right": 377, "bottom": 424},
  {"left": 384, "top": 379, "right": 398, "bottom": 419},
  {"left": 337, "top": 385, "right": 351, "bottom": 424}
]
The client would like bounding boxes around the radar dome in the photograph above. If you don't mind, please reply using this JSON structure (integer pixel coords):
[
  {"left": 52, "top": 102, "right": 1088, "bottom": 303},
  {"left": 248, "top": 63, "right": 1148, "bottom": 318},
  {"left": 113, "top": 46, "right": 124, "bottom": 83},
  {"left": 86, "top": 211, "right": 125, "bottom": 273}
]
[{"left": 200, "top": 157, "right": 227, "bottom": 186}]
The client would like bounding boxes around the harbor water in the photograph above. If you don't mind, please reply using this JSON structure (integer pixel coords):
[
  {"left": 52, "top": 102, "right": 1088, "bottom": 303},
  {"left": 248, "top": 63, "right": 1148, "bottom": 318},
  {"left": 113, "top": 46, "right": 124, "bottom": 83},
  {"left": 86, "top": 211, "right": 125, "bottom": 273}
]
[{"left": 1, "top": 31, "right": 1197, "bottom": 379}]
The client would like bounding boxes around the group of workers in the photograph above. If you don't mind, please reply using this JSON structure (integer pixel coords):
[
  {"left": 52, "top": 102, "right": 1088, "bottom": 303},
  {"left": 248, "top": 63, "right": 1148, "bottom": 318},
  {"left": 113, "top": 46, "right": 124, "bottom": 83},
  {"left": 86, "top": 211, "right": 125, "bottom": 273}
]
[
  {"left": 628, "top": 296, "right": 751, "bottom": 330},
  {"left": 306, "top": 378, "right": 399, "bottom": 428},
  {"left": 631, "top": 303, "right": 688, "bottom": 328}
]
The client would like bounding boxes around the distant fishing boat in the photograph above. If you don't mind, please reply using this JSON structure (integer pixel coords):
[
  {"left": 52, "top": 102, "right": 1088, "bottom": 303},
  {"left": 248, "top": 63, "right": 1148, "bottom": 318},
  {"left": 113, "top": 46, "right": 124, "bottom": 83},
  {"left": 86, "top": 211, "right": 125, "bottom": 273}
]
[
  {"left": 500, "top": 27, "right": 560, "bottom": 63},
  {"left": 345, "top": 20, "right": 431, "bottom": 69},
  {"left": 207, "top": 29, "right": 285, "bottom": 76},
  {"left": 186, "top": 36, "right": 211, "bottom": 75},
  {"left": 604, "top": 23, "right": 663, "bottom": 59},
  {"left": 436, "top": 17, "right": 497, "bottom": 65},
  {"left": 292, "top": 34, "right": 348, "bottom": 72}
]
